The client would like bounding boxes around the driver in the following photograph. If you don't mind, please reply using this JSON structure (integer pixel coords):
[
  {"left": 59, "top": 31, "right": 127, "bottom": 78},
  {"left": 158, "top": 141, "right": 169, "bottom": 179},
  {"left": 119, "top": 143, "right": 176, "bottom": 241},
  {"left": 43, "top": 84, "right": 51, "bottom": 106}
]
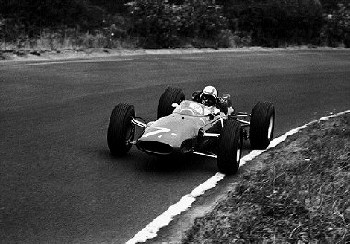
[{"left": 192, "top": 86, "right": 234, "bottom": 115}]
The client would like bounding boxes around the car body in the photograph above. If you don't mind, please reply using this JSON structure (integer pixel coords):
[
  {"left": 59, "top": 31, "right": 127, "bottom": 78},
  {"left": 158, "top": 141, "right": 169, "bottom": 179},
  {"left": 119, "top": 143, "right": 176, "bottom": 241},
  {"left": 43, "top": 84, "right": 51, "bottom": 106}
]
[
  {"left": 136, "top": 100, "right": 225, "bottom": 155},
  {"left": 107, "top": 87, "right": 275, "bottom": 174}
]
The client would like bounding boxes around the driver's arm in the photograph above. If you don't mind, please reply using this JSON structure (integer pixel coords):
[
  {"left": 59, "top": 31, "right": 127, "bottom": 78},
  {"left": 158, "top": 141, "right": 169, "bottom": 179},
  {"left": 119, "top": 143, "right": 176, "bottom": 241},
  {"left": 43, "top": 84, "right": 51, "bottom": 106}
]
[{"left": 216, "top": 97, "right": 234, "bottom": 115}]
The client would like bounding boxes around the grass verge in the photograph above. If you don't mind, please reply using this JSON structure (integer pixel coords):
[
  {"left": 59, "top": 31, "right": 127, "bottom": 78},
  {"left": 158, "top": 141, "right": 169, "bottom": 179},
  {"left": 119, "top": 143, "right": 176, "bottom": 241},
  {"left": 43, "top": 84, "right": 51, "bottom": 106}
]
[{"left": 183, "top": 113, "right": 350, "bottom": 243}]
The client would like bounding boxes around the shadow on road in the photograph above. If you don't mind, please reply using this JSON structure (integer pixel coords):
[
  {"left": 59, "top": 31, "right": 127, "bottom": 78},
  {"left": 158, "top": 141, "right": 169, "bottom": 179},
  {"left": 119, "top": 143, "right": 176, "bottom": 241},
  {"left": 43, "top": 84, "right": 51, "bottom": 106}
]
[{"left": 99, "top": 146, "right": 253, "bottom": 175}]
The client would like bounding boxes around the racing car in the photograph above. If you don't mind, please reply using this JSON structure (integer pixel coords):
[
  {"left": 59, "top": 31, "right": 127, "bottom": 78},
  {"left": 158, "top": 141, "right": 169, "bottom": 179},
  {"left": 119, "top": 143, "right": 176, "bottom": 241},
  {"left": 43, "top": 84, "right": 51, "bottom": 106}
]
[{"left": 107, "top": 87, "right": 275, "bottom": 175}]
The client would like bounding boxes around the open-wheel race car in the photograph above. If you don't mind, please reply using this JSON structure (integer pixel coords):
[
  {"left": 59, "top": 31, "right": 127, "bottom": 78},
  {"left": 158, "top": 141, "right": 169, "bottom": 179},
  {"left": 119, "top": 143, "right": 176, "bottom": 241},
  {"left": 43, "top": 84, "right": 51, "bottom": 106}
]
[{"left": 107, "top": 87, "right": 275, "bottom": 175}]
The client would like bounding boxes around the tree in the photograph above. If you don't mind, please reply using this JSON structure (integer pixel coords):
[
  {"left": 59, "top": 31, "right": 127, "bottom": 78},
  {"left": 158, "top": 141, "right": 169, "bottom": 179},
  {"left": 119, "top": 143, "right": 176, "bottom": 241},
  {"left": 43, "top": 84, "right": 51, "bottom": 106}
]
[
  {"left": 322, "top": 3, "right": 350, "bottom": 47},
  {"left": 216, "top": 0, "right": 323, "bottom": 46},
  {"left": 128, "top": 0, "right": 228, "bottom": 48}
]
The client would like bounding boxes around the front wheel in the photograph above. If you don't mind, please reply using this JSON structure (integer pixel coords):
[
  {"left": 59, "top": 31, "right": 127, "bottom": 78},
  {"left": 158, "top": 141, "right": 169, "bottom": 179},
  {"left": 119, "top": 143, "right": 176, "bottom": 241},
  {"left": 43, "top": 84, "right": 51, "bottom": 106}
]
[
  {"left": 217, "top": 120, "right": 242, "bottom": 175},
  {"left": 250, "top": 101, "right": 275, "bottom": 150},
  {"left": 107, "top": 103, "right": 135, "bottom": 156}
]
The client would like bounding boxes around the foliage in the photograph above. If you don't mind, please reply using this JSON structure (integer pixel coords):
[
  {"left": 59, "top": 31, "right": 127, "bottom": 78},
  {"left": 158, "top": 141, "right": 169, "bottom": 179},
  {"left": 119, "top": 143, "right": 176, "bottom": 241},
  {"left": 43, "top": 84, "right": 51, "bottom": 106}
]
[
  {"left": 0, "top": 0, "right": 105, "bottom": 41},
  {"left": 219, "top": 0, "right": 323, "bottom": 47},
  {"left": 183, "top": 114, "right": 350, "bottom": 243},
  {"left": 0, "top": 0, "right": 350, "bottom": 49},
  {"left": 128, "top": 0, "right": 229, "bottom": 48},
  {"left": 321, "top": 3, "right": 350, "bottom": 47},
  {"left": 89, "top": 0, "right": 130, "bottom": 14}
]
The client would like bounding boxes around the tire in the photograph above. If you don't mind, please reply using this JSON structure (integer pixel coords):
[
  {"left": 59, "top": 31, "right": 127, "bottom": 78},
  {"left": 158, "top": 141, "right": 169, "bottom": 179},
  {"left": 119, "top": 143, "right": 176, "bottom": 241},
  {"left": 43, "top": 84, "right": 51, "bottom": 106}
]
[
  {"left": 107, "top": 103, "right": 135, "bottom": 156},
  {"left": 217, "top": 120, "right": 242, "bottom": 175},
  {"left": 250, "top": 101, "right": 275, "bottom": 150},
  {"left": 157, "top": 87, "right": 185, "bottom": 119}
]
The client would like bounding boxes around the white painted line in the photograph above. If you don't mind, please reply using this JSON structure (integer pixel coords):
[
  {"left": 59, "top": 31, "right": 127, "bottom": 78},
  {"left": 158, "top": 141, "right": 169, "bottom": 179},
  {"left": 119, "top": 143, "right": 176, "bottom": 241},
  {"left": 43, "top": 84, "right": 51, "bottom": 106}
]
[
  {"left": 126, "top": 110, "right": 350, "bottom": 244},
  {"left": 26, "top": 58, "right": 133, "bottom": 66},
  {"left": 125, "top": 172, "right": 225, "bottom": 244}
]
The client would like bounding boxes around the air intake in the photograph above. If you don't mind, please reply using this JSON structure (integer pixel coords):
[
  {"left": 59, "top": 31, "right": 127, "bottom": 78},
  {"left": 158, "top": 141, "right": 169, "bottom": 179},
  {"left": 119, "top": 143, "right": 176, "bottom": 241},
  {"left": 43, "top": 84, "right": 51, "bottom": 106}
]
[{"left": 136, "top": 141, "right": 173, "bottom": 155}]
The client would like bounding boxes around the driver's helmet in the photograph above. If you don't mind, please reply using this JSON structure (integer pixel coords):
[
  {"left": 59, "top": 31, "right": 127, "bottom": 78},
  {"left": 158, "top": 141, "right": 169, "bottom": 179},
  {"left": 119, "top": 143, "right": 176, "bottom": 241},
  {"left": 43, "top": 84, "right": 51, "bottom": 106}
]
[{"left": 200, "top": 86, "right": 217, "bottom": 106}]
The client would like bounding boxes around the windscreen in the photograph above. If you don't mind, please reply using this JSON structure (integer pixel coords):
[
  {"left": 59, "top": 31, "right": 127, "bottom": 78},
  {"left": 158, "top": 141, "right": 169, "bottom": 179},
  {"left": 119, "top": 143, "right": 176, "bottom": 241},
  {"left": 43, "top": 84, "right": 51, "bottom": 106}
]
[{"left": 173, "top": 100, "right": 208, "bottom": 116}]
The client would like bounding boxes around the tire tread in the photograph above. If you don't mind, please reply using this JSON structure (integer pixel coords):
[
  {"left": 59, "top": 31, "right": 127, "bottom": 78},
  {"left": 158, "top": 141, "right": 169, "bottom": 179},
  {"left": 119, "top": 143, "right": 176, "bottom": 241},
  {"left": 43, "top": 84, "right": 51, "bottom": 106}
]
[
  {"left": 250, "top": 101, "right": 275, "bottom": 149},
  {"left": 217, "top": 119, "right": 241, "bottom": 175},
  {"left": 107, "top": 103, "right": 135, "bottom": 156}
]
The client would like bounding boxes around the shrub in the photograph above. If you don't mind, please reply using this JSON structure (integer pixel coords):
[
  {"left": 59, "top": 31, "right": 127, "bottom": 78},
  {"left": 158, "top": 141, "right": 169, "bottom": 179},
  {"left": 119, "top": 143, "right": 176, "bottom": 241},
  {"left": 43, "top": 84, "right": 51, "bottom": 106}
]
[
  {"left": 221, "top": 0, "right": 323, "bottom": 47},
  {"left": 321, "top": 3, "right": 350, "bottom": 47},
  {"left": 128, "top": 0, "right": 229, "bottom": 48}
]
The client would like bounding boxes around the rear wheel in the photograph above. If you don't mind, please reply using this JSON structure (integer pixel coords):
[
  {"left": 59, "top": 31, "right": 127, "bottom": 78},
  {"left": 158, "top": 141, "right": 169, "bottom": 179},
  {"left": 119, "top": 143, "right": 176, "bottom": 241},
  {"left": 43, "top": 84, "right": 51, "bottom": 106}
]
[
  {"left": 157, "top": 87, "right": 185, "bottom": 119},
  {"left": 250, "top": 101, "right": 275, "bottom": 149},
  {"left": 107, "top": 103, "right": 135, "bottom": 156},
  {"left": 217, "top": 120, "right": 242, "bottom": 175}
]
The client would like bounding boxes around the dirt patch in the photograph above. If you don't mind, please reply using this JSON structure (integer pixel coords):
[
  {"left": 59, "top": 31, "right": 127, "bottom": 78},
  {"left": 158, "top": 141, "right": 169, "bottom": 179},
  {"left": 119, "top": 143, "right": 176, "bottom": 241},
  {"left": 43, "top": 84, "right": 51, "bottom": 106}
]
[
  {"left": 1, "top": 47, "right": 347, "bottom": 62},
  {"left": 0, "top": 48, "right": 139, "bottom": 61},
  {"left": 182, "top": 113, "right": 350, "bottom": 243}
]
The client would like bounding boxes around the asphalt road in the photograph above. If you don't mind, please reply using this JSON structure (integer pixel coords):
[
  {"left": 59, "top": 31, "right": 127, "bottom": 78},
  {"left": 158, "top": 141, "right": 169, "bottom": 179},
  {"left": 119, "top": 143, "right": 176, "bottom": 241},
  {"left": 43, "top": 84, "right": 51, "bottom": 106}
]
[{"left": 1, "top": 50, "right": 349, "bottom": 243}]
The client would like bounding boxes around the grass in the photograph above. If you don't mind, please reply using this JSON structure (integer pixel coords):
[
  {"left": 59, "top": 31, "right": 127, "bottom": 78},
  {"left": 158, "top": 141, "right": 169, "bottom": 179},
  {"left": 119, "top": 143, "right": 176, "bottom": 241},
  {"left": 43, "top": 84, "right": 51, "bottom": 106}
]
[
  {"left": 183, "top": 113, "right": 350, "bottom": 243},
  {"left": 0, "top": 30, "right": 138, "bottom": 60}
]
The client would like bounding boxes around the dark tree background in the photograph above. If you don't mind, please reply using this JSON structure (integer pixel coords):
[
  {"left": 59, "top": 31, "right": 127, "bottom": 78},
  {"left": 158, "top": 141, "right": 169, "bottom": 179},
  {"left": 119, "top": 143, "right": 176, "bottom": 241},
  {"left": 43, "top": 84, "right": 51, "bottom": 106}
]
[{"left": 0, "top": 0, "right": 349, "bottom": 48}]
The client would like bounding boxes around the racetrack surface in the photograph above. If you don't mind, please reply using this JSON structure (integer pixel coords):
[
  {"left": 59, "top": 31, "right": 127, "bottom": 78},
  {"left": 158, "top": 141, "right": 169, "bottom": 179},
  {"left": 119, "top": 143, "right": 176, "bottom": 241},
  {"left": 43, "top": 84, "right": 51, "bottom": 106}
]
[{"left": 0, "top": 49, "right": 349, "bottom": 243}]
